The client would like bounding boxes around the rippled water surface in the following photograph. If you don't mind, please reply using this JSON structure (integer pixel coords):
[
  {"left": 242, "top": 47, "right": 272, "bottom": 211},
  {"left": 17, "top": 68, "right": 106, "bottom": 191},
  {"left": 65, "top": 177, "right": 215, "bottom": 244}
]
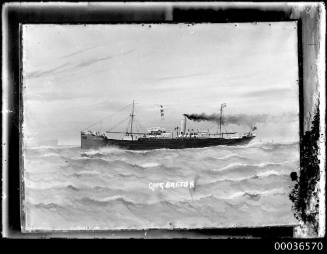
[{"left": 23, "top": 141, "right": 299, "bottom": 230}]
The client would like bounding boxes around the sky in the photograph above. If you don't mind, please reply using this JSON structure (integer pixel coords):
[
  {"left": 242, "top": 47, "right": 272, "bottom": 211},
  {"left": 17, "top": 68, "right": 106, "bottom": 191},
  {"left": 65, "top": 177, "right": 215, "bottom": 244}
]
[{"left": 22, "top": 23, "right": 299, "bottom": 145}]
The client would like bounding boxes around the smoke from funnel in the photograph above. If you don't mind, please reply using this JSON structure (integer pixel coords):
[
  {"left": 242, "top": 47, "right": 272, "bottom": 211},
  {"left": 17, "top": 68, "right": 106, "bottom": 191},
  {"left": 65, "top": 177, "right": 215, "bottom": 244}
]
[
  {"left": 183, "top": 113, "right": 268, "bottom": 127},
  {"left": 183, "top": 113, "right": 219, "bottom": 122}
]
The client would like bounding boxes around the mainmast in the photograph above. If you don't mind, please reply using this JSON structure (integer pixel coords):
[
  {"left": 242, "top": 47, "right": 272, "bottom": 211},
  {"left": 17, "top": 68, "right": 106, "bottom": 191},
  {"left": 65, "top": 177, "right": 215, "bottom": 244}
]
[
  {"left": 129, "top": 100, "right": 135, "bottom": 140},
  {"left": 219, "top": 103, "right": 226, "bottom": 138}
]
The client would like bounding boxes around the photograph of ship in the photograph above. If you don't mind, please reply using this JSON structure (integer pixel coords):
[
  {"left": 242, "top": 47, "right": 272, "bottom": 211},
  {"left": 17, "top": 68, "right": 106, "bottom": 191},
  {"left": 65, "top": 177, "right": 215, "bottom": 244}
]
[
  {"left": 81, "top": 101, "right": 256, "bottom": 150},
  {"left": 22, "top": 23, "right": 300, "bottom": 231}
]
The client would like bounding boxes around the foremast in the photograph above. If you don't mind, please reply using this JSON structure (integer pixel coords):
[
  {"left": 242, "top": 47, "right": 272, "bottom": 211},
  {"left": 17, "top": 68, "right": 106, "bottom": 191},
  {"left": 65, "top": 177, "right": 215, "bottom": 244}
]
[{"left": 129, "top": 100, "right": 135, "bottom": 140}]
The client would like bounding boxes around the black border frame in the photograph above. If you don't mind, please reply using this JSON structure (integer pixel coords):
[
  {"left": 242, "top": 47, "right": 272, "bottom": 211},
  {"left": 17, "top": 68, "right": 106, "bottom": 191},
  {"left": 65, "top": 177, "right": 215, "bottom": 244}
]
[{"left": 1, "top": 2, "right": 325, "bottom": 241}]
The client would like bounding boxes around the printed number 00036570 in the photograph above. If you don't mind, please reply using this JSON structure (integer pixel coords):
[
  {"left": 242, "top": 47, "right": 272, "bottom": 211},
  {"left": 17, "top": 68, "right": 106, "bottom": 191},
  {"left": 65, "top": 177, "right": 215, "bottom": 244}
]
[{"left": 274, "top": 242, "right": 324, "bottom": 251}]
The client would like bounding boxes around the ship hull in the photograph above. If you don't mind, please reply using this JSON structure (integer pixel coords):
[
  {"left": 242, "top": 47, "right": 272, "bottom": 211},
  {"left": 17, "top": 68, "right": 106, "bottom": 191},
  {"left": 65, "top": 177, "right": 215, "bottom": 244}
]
[{"left": 81, "top": 133, "right": 255, "bottom": 150}]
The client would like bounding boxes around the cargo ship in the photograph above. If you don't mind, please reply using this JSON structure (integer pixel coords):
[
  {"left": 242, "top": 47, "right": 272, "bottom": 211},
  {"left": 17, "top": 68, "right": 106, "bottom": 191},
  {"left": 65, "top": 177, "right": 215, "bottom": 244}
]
[{"left": 81, "top": 101, "right": 256, "bottom": 150}]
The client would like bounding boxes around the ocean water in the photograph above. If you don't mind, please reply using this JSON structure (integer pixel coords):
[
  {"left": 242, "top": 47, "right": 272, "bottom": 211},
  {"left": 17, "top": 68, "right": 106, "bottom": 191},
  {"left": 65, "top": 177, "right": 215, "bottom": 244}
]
[{"left": 23, "top": 141, "right": 299, "bottom": 231}]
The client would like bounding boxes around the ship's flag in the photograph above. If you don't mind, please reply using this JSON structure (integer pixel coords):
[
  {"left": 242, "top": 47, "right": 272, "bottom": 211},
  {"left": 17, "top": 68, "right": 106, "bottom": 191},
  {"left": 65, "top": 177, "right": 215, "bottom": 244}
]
[
  {"left": 252, "top": 125, "right": 257, "bottom": 131},
  {"left": 221, "top": 103, "right": 227, "bottom": 108},
  {"left": 160, "top": 105, "right": 164, "bottom": 119}
]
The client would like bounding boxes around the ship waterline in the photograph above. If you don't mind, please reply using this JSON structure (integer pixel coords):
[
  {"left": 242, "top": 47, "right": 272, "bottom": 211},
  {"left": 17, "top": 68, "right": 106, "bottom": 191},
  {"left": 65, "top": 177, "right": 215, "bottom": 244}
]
[{"left": 81, "top": 133, "right": 256, "bottom": 150}]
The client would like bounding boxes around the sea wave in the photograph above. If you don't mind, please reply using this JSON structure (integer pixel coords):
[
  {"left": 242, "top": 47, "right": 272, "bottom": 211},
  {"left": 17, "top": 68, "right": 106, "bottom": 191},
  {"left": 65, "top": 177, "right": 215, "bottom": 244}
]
[
  {"left": 224, "top": 187, "right": 287, "bottom": 200},
  {"left": 244, "top": 141, "right": 299, "bottom": 151},
  {"left": 23, "top": 140, "right": 299, "bottom": 230},
  {"left": 209, "top": 161, "right": 285, "bottom": 173},
  {"left": 25, "top": 180, "right": 77, "bottom": 190},
  {"left": 27, "top": 184, "right": 287, "bottom": 213},
  {"left": 77, "top": 196, "right": 139, "bottom": 207},
  {"left": 31, "top": 202, "right": 64, "bottom": 210},
  {"left": 140, "top": 162, "right": 162, "bottom": 168},
  {"left": 200, "top": 171, "right": 289, "bottom": 185}
]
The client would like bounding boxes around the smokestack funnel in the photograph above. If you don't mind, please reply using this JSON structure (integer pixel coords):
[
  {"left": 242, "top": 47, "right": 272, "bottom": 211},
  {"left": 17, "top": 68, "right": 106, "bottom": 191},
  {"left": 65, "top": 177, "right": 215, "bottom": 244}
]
[{"left": 181, "top": 115, "right": 187, "bottom": 134}]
